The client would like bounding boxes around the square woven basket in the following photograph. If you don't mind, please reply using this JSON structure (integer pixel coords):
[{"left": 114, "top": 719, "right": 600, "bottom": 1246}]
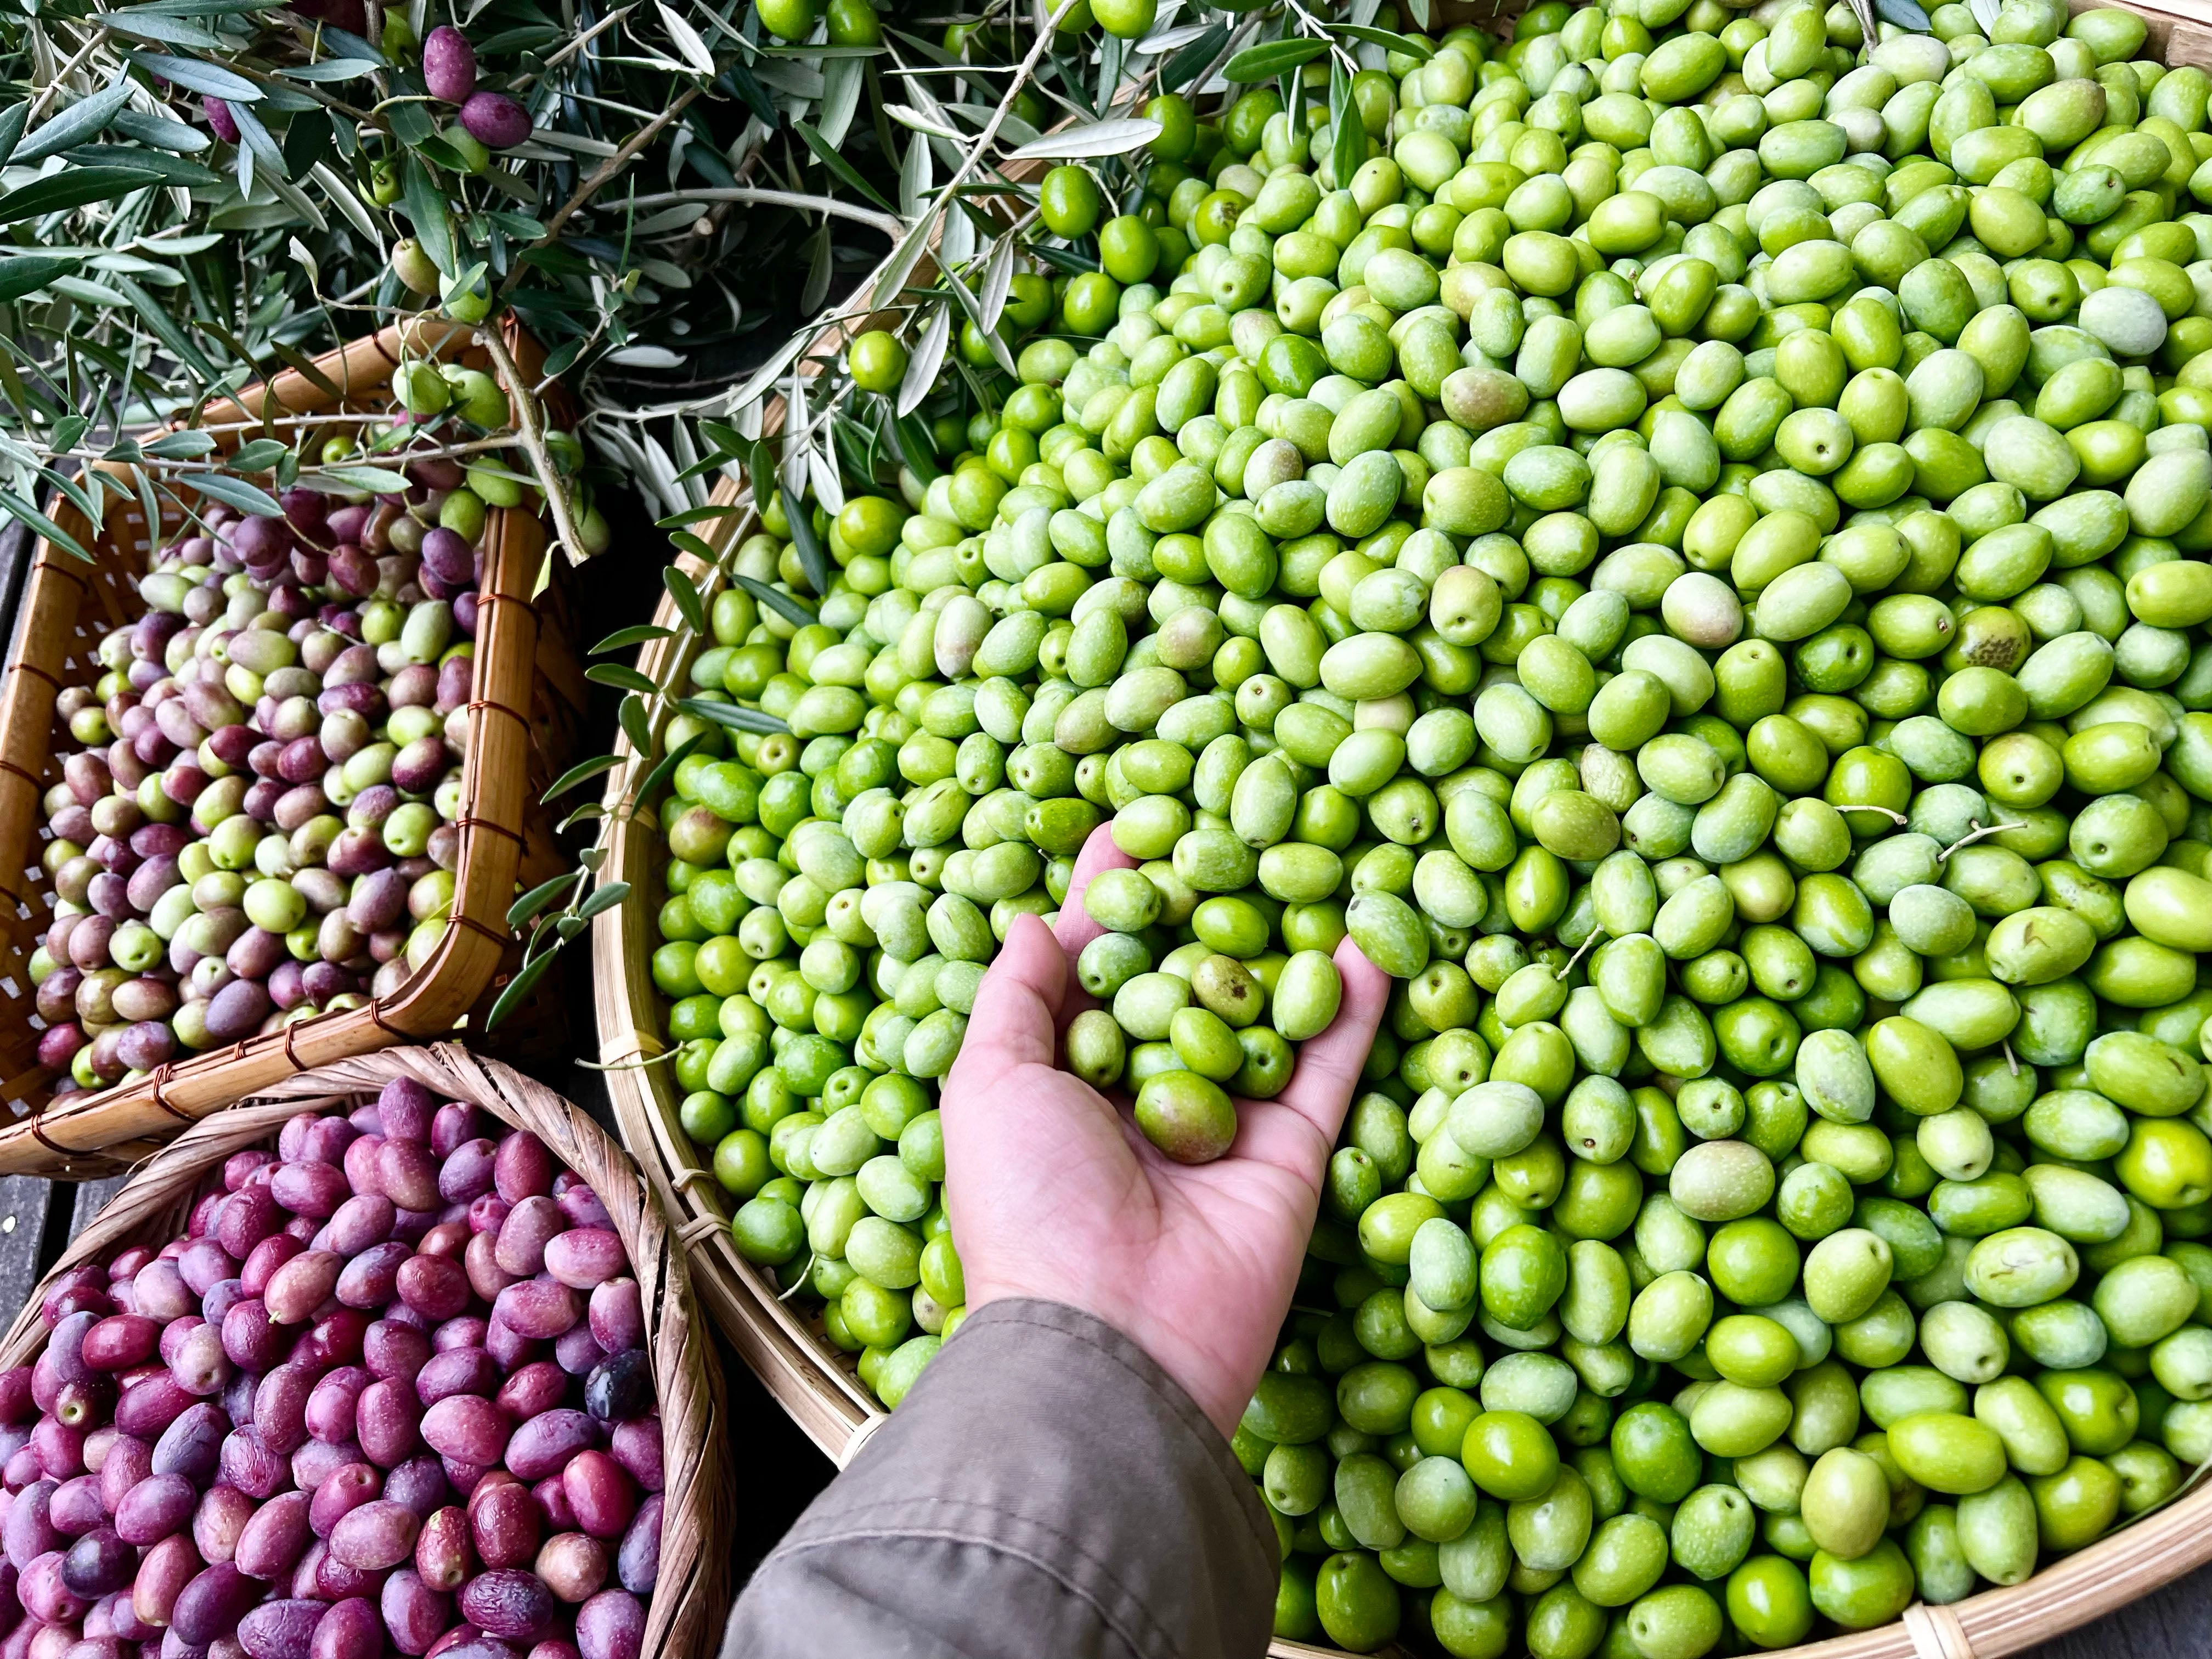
[
  {"left": 0, "top": 319, "right": 588, "bottom": 1178},
  {"left": 0, "top": 1043, "right": 732, "bottom": 1659}
]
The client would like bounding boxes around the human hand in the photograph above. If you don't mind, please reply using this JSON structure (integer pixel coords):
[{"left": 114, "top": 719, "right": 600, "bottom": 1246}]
[{"left": 940, "top": 826, "right": 1389, "bottom": 1438}]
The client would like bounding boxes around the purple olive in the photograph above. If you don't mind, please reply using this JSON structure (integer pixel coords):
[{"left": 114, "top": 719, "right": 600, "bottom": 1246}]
[
  {"left": 294, "top": 1440, "right": 366, "bottom": 1503},
  {"left": 381, "top": 1455, "right": 450, "bottom": 1523},
  {"left": 114, "top": 1020, "right": 176, "bottom": 1074},
  {"left": 21, "top": 1548, "right": 91, "bottom": 1624},
  {"left": 305, "top": 1368, "right": 370, "bottom": 1446},
  {"left": 458, "top": 92, "right": 529, "bottom": 149},
  {"left": 36, "top": 1025, "right": 86, "bottom": 1072},
  {"left": 356, "top": 1379, "right": 424, "bottom": 1470},
  {"left": 388, "top": 664, "right": 438, "bottom": 709},
  {"left": 391, "top": 737, "right": 448, "bottom": 797},
  {"left": 482, "top": 1373, "right": 561, "bottom": 1438},
  {"left": 86, "top": 871, "right": 129, "bottom": 919},
  {"left": 134, "top": 1263, "right": 194, "bottom": 1324},
  {"left": 236, "top": 1599, "right": 324, "bottom": 1659},
  {"left": 296, "top": 1308, "right": 369, "bottom": 1375},
  {"left": 414, "top": 1349, "right": 500, "bottom": 1412},
  {"left": 574, "top": 1589, "right": 643, "bottom": 1659},
  {"left": 493, "top": 1411, "right": 594, "bottom": 1485},
  {"left": 326, "top": 1196, "right": 395, "bottom": 1256},
  {"left": 328, "top": 829, "right": 392, "bottom": 879},
  {"left": 458, "top": 1570, "right": 555, "bottom": 1640},
  {"left": 380, "top": 1569, "right": 450, "bottom": 1656},
  {"left": 323, "top": 547, "right": 376, "bottom": 599},
  {"left": 201, "top": 980, "right": 272, "bottom": 1046},
  {"left": 269, "top": 962, "right": 308, "bottom": 1012},
  {"left": 60, "top": 1529, "right": 132, "bottom": 1599},
  {"left": 233, "top": 1493, "right": 313, "bottom": 1583},
  {"left": 151, "top": 1403, "right": 226, "bottom": 1484},
  {"left": 581, "top": 1352, "right": 650, "bottom": 1426},
  {"left": 418, "top": 530, "right": 475, "bottom": 588},
  {"left": 113, "top": 978, "right": 180, "bottom": 1025},
  {"left": 606, "top": 1421, "right": 661, "bottom": 1494},
  {"left": 614, "top": 1497, "right": 659, "bottom": 1596},
  {"left": 123, "top": 858, "right": 178, "bottom": 911},
  {"left": 217, "top": 1426, "right": 287, "bottom": 1500},
  {"left": 171, "top": 1563, "right": 257, "bottom": 1645},
  {"left": 271, "top": 1162, "right": 349, "bottom": 1220},
  {"left": 134, "top": 1534, "right": 199, "bottom": 1633}
]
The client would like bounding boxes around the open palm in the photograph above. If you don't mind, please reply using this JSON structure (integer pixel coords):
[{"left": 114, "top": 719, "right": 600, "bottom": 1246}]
[{"left": 941, "top": 826, "right": 1389, "bottom": 1438}]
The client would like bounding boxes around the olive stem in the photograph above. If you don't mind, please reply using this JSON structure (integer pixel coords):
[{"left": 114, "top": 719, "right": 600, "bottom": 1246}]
[
  {"left": 778, "top": 1251, "right": 820, "bottom": 1302},
  {"left": 523, "top": 84, "right": 707, "bottom": 276},
  {"left": 24, "top": 35, "right": 101, "bottom": 123},
  {"left": 479, "top": 325, "right": 590, "bottom": 568},
  {"left": 41, "top": 435, "right": 520, "bottom": 472},
  {"left": 1937, "top": 819, "right": 2024, "bottom": 862},
  {"left": 510, "top": 5, "right": 636, "bottom": 88},
  {"left": 900, "top": 0, "right": 1092, "bottom": 267},
  {"left": 1555, "top": 928, "right": 1606, "bottom": 982},
  {"left": 2002, "top": 1041, "right": 2021, "bottom": 1078}
]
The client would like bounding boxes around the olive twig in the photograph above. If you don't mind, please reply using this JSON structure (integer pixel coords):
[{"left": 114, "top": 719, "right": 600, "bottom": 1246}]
[
  {"left": 22, "top": 32, "right": 100, "bottom": 123},
  {"left": 509, "top": 5, "right": 637, "bottom": 88},
  {"left": 1938, "top": 819, "right": 2025, "bottom": 862},
  {"left": 1554, "top": 928, "right": 1605, "bottom": 982},
  {"left": 479, "top": 325, "right": 591, "bottom": 568},
  {"left": 778, "top": 1252, "right": 821, "bottom": 1302},
  {"left": 520, "top": 84, "right": 707, "bottom": 275}
]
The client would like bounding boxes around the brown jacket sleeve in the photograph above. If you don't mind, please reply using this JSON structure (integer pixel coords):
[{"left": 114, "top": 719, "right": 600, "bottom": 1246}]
[{"left": 719, "top": 1298, "right": 1279, "bottom": 1659}]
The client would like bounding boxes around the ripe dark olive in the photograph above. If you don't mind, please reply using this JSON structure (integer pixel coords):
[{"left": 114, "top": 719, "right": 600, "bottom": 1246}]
[{"left": 582, "top": 1352, "right": 649, "bottom": 1424}]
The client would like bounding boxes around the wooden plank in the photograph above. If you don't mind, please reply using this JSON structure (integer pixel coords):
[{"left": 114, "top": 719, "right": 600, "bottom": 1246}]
[
  {"left": 0, "top": 1176, "right": 52, "bottom": 1331},
  {"left": 2020, "top": 1563, "right": 2212, "bottom": 1659}
]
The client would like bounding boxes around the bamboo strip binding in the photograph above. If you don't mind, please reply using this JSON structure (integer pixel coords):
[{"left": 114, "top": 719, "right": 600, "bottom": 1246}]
[
  {"left": 0, "top": 1043, "right": 733, "bottom": 1659},
  {"left": 0, "top": 323, "right": 585, "bottom": 1177}
]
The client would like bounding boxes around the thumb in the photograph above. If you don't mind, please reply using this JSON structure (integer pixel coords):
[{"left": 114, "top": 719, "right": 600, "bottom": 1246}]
[{"left": 947, "top": 912, "right": 1066, "bottom": 1089}]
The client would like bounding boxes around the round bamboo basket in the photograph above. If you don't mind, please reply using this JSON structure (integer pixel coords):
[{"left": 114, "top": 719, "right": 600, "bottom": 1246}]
[
  {"left": 593, "top": 475, "right": 879, "bottom": 1452},
  {"left": 0, "top": 1041, "right": 732, "bottom": 1659},
  {"left": 590, "top": 139, "right": 1086, "bottom": 1439},
  {"left": 0, "top": 320, "right": 588, "bottom": 1178},
  {"left": 591, "top": 0, "right": 2212, "bottom": 1652}
]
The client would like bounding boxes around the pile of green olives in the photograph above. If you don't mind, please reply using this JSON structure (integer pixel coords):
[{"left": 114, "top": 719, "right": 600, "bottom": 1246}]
[{"left": 637, "top": 0, "right": 2212, "bottom": 1646}]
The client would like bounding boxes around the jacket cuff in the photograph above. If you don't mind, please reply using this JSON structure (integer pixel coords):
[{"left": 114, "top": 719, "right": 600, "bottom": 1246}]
[{"left": 743, "top": 1297, "right": 1279, "bottom": 1659}]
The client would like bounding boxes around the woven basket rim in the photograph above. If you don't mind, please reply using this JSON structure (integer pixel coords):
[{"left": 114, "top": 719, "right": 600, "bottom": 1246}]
[
  {"left": 0, "top": 1042, "right": 731, "bottom": 1659},
  {"left": 0, "top": 322, "right": 580, "bottom": 1178}
]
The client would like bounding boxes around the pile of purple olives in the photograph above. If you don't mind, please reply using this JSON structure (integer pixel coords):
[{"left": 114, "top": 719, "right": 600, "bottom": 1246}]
[{"left": 0, "top": 1079, "right": 665, "bottom": 1659}]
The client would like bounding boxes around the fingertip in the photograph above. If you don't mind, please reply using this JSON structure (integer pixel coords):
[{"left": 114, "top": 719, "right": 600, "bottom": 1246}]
[
  {"left": 1278, "top": 939, "right": 1388, "bottom": 1113},
  {"left": 1002, "top": 910, "right": 1068, "bottom": 998},
  {"left": 957, "top": 914, "right": 1066, "bottom": 1075},
  {"left": 1051, "top": 823, "right": 1139, "bottom": 957},
  {"left": 1073, "top": 821, "right": 1139, "bottom": 889},
  {"left": 1330, "top": 936, "right": 1390, "bottom": 1030}
]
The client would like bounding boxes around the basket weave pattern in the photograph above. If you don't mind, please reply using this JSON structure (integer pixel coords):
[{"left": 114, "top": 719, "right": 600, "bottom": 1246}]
[
  {"left": 0, "top": 1043, "right": 732, "bottom": 1659},
  {"left": 0, "top": 323, "right": 585, "bottom": 1177}
]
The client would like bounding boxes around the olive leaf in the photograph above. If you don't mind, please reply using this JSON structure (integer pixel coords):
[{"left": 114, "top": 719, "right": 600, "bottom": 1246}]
[{"left": 1222, "top": 38, "right": 1326, "bottom": 81}]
